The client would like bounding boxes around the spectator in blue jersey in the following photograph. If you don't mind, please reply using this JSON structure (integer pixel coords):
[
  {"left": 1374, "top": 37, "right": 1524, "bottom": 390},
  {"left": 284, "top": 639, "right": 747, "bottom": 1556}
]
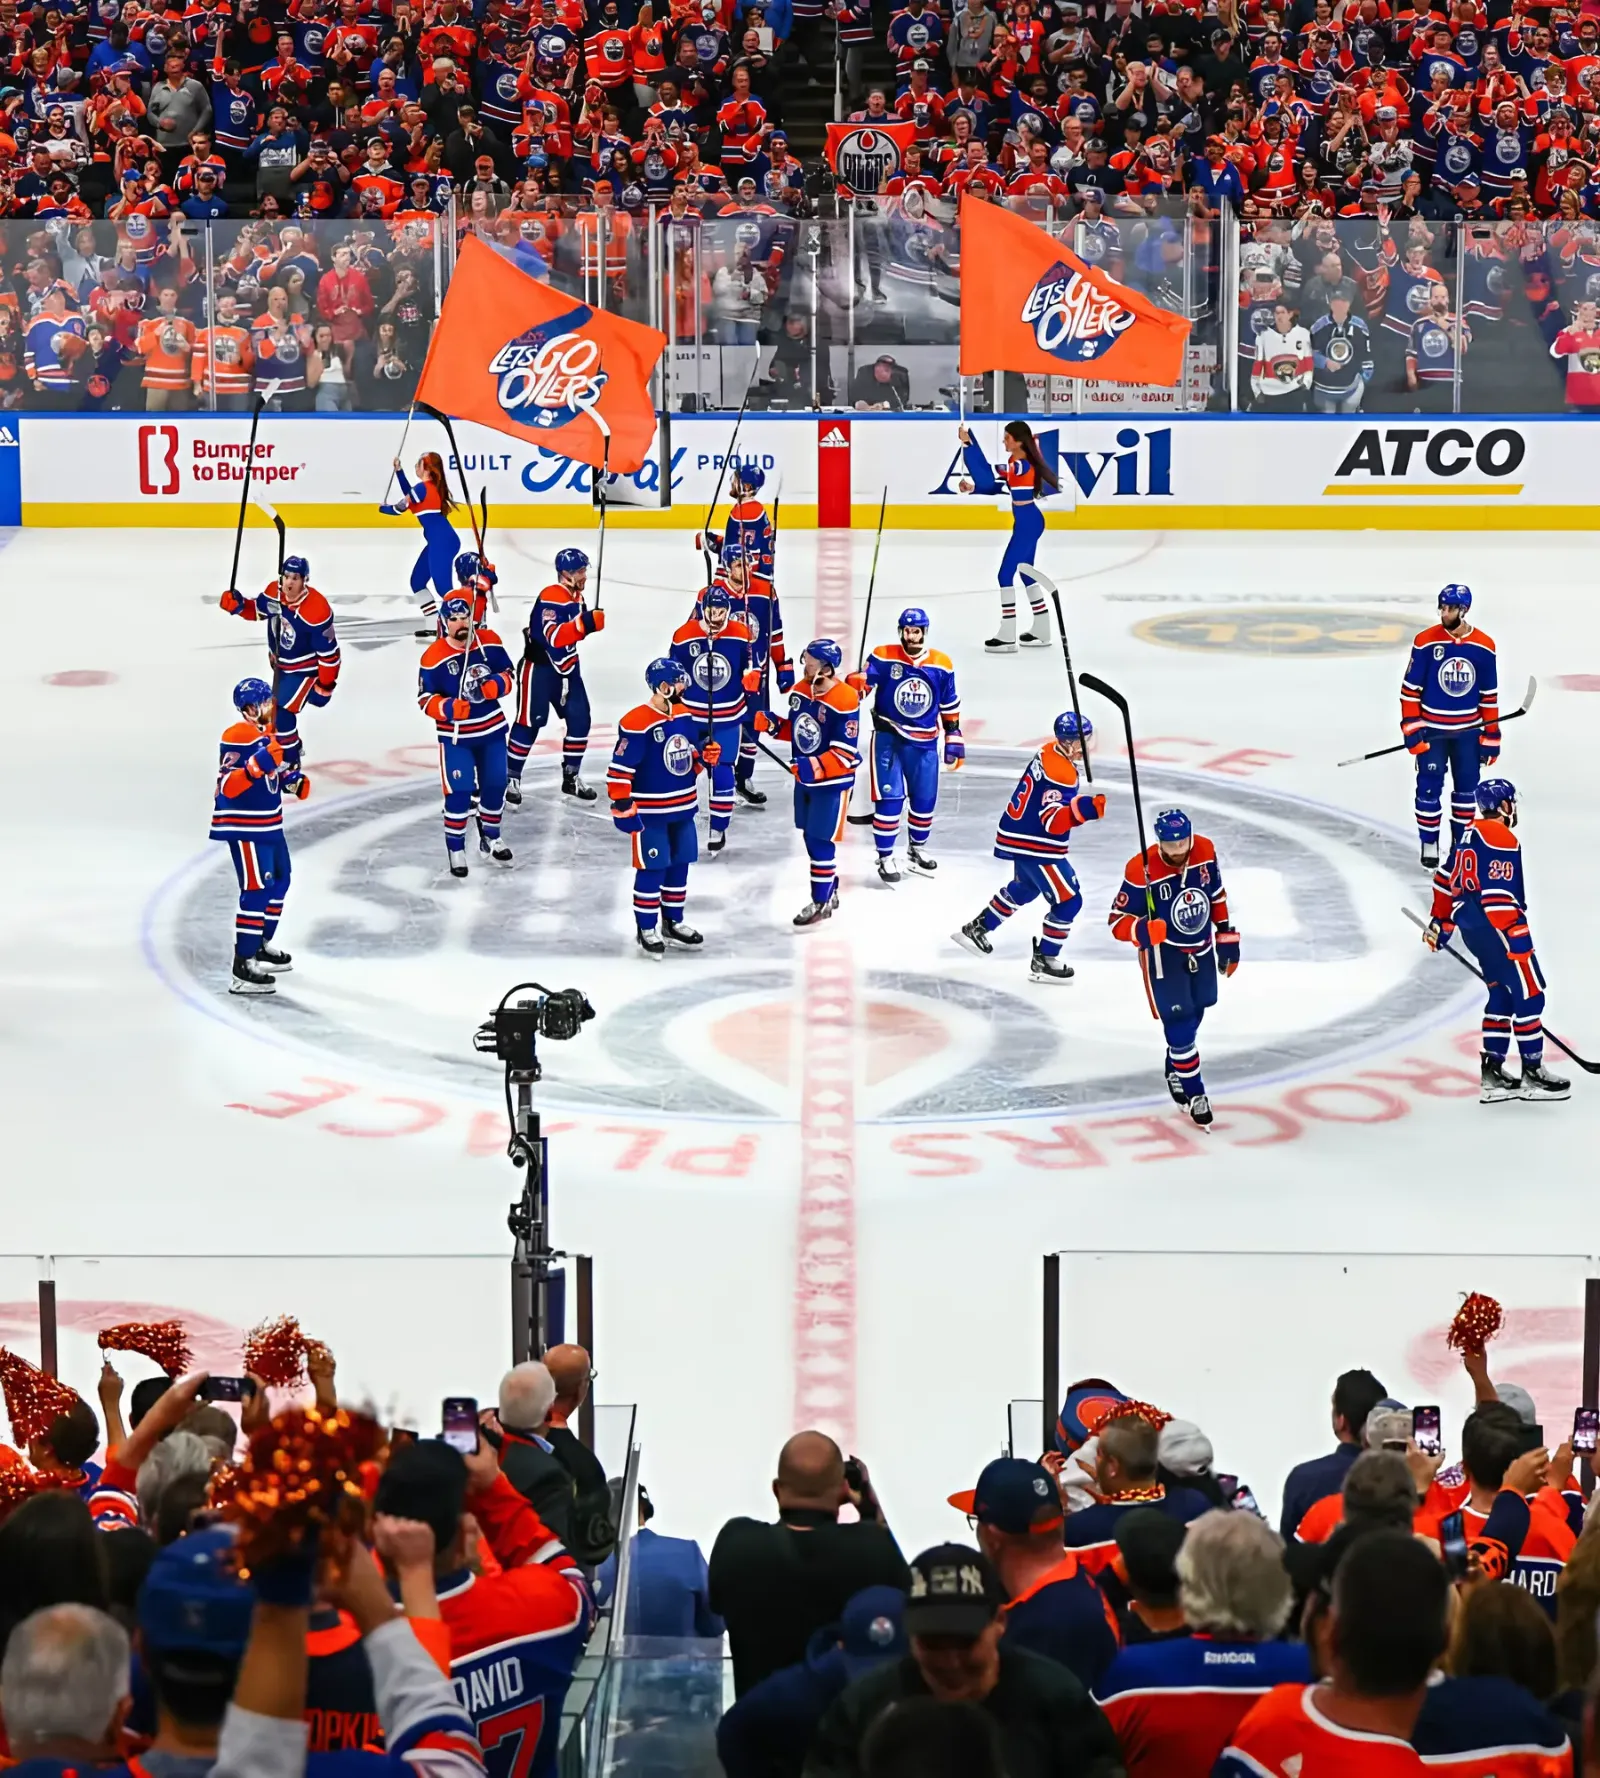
[
  {"left": 946, "top": 1459, "right": 1118, "bottom": 1690},
  {"left": 1061, "top": 1409, "right": 1210, "bottom": 1578},
  {"left": 717, "top": 1586, "right": 906, "bottom": 1778},
  {"left": 597, "top": 1485, "right": 721, "bottom": 1637},
  {"left": 1094, "top": 1510, "right": 1308, "bottom": 1778},
  {"left": 1277, "top": 1368, "right": 1388, "bottom": 1541}
]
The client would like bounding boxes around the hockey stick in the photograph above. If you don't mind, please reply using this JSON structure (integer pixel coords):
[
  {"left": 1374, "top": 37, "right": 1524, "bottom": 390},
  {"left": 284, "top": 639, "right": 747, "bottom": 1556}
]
[
  {"left": 1400, "top": 906, "right": 1599, "bottom": 1072},
  {"left": 1080, "top": 671, "right": 1161, "bottom": 979},
  {"left": 578, "top": 396, "right": 613, "bottom": 615},
  {"left": 846, "top": 488, "right": 890, "bottom": 825},
  {"left": 226, "top": 382, "right": 282, "bottom": 596},
  {"left": 1019, "top": 562, "right": 1092, "bottom": 786},
  {"left": 700, "top": 369, "right": 757, "bottom": 586},
  {"left": 1338, "top": 677, "right": 1537, "bottom": 767},
  {"left": 477, "top": 486, "right": 498, "bottom": 612},
  {"left": 253, "top": 494, "right": 287, "bottom": 716},
  {"left": 381, "top": 395, "right": 418, "bottom": 509},
  {"left": 417, "top": 400, "right": 490, "bottom": 571},
  {"left": 754, "top": 735, "right": 797, "bottom": 777}
]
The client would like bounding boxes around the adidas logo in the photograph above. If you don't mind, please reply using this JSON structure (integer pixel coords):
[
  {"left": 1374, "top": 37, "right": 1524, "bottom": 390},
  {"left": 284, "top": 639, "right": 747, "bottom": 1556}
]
[{"left": 819, "top": 425, "right": 849, "bottom": 448}]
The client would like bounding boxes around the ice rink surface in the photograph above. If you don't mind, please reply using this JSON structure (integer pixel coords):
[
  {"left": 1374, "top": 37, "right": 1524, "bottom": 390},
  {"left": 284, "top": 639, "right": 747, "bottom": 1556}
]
[{"left": 2, "top": 518, "right": 1597, "bottom": 1554}]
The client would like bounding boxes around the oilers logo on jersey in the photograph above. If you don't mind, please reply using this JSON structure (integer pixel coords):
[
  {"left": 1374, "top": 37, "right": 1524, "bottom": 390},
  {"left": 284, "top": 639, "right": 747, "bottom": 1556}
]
[
  {"left": 792, "top": 710, "right": 825, "bottom": 753},
  {"left": 662, "top": 732, "right": 696, "bottom": 775},
  {"left": 1437, "top": 653, "right": 1477, "bottom": 695},
  {"left": 690, "top": 647, "right": 733, "bottom": 690},
  {"left": 463, "top": 661, "right": 492, "bottom": 699},
  {"left": 893, "top": 675, "right": 936, "bottom": 720},
  {"left": 1170, "top": 886, "right": 1212, "bottom": 938}
]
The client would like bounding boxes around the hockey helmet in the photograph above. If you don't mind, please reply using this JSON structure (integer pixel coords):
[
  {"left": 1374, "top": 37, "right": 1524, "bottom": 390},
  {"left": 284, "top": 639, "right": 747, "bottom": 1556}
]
[
  {"left": 646, "top": 656, "right": 687, "bottom": 694},
  {"left": 233, "top": 676, "right": 273, "bottom": 712},
  {"left": 554, "top": 546, "right": 590, "bottom": 577},
  {"left": 803, "top": 637, "right": 843, "bottom": 671},
  {"left": 731, "top": 464, "right": 765, "bottom": 495},
  {"left": 1053, "top": 710, "right": 1093, "bottom": 746},
  {"left": 1154, "top": 808, "right": 1192, "bottom": 844},
  {"left": 1477, "top": 777, "right": 1516, "bottom": 816},
  {"left": 440, "top": 594, "right": 472, "bottom": 620},
  {"left": 703, "top": 584, "right": 733, "bottom": 620},
  {"left": 1438, "top": 582, "right": 1472, "bottom": 611},
  {"left": 455, "top": 549, "right": 493, "bottom": 586},
  {"left": 898, "top": 606, "right": 931, "bottom": 633},
  {"left": 281, "top": 554, "right": 310, "bottom": 580}
]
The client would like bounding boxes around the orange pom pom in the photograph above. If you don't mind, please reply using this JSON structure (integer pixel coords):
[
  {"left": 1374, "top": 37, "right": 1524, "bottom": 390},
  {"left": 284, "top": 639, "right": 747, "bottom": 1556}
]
[
  {"left": 1082, "top": 1398, "right": 1173, "bottom": 1436},
  {"left": 218, "top": 1405, "right": 384, "bottom": 1573},
  {"left": 0, "top": 1349, "right": 83, "bottom": 1447},
  {"left": 1447, "top": 1292, "right": 1503, "bottom": 1358},
  {"left": 242, "top": 1316, "right": 309, "bottom": 1391},
  {"left": 0, "top": 1465, "right": 69, "bottom": 1525},
  {"left": 98, "top": 1321, "right": 193, "bottom": 1378}
]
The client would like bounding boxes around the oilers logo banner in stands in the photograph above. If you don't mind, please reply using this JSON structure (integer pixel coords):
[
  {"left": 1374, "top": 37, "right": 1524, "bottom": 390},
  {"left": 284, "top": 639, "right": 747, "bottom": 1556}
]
[
  {"left": 957, "top": 196, "right": 1191, "bottom": 386},
  {"left": 416, "top": 234, "right": 666, "bottom": 474},
  {"left": 823, "top": 122, "right": 917, "bottom": 198}
]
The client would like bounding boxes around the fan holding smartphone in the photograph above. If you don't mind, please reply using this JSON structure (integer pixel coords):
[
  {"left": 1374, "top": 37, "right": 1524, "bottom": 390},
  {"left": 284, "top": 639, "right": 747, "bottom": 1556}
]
[{"left": 441, "top": 1397, "right": 480, "bottom": 1454}]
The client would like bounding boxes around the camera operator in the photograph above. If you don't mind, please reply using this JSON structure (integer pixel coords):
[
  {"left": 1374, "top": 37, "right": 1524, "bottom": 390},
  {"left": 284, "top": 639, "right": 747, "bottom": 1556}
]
[{"left": 710, "top": 1432, "right": 911, "bottom": 1697}]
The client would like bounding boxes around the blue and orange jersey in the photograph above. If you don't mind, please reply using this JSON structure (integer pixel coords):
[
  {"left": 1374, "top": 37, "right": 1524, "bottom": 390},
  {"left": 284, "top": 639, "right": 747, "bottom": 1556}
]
[
  {"left": 527, "top": 587, "right": 595, "bottom": 678},
  {"left": 1411, "top": 1673, "right": 1573, "bottom": 1773},
  {"left": 381, "top": 469, "right": 457, "bottom": 533},
  {"left": 1401, "top": 621, "right": 1499, "bottom": 738},
  {"left": 690, "top": 571, "right": 789, "bottom": 677},
  {"left": 770, "top": 678, "right": 861, "bottom": 783},
  {"left": 1215, "top": 1683, "right": 1423, "bottom": 1778},
  {"left": 1430, "top": 815, "right": 1525, "bottom": 934},
  {"left": 1093, "top": 1634, "right": 1313, "bottom": 1778},
  {"left": 670, "top": 615, "right": 755, "bottom": 726},
  {"left": 228, "top": 580, "right": 341, "bottom": 681},
  {"left": 723, "top": 497, "right": 774, "bottom": 575},
  {"left": 994, "top": 743, "right": 1098, "bottom": 863},
  {"left": 1458, "top": 1490, "right": 1575, "bottom": 1616},
  {"left": 1002, "top": 1553, "right": 1120, "bottom": 1690},
  {"left": 1110, "top": 837, "right": 1230, "bottom": 953},
  {"left": 418, "top": 630, "right": 516, "bottom": 740},
  {"left": 961, "top": 436, "right": 1051, "bottom": 508},
  {"left": 861, "top": 643, "right": 960, "bottom": 746},
  {"left": 1061, "top": 1489, "right": 1212, "bottom": 1579},
  {"left": 608, "top": 702, "right": 704, "bottom": 819},
  {"left": 210, "top": 720, "right": 285, "bottom": 839}
]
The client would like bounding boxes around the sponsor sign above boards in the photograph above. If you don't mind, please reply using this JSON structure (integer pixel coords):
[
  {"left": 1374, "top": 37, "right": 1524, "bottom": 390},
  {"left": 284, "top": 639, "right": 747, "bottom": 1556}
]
[{"left": 14, "top": 415, "right": 1599, "bottom": 528}]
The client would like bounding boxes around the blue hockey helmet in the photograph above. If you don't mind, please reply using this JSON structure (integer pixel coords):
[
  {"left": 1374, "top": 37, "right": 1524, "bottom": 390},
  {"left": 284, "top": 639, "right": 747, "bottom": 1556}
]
[
  {"left": 804, "top": 637, "right": 843, "bottom": 671},
  {"left": 703, "top": 584, "right": 733, "bottom": 618},
  {"left": 233, "top": 676, "right": 273, "bottom": 712},
  {"left": 1053, "top": 710, "right": 1093, "bottom": 746},
  {"left": 646, "top": 655, "right": 687, "bottom": 694},
  {"left": 1154, "top": 807, "right": 1192, "bottom": 844},
  {"left": 898, "top": 606, "right": 931, "bottom": 632},
  {"left": 440, "top": 594, "right": 472, "bottom": 620},
  {"left": 732, "top": 463, "right": 765, "bottom": 495},
  {"left": 1438, "top": 582, "right": 1472, "bottom": 611},
  {"left": 455, "top": 549, "right": 487, "bottom": 585},
  {"left": 554, "top": 546, "right": 590, "bottom": 577},
  {"left": 1477, "top": 776, "right": 1516, "bottom": 815},
  {"left": 281, "top": 553, "right": 310, "bottom": 580},
  {"left": 720, "top": 538, "right": 746, "bottom": 565}
]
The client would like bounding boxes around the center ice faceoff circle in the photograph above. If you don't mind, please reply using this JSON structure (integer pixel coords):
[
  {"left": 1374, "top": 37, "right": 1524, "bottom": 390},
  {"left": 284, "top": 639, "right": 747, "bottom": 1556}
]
[{"left": 147, "top": 748, "right": 1467, "bottom": 1123}]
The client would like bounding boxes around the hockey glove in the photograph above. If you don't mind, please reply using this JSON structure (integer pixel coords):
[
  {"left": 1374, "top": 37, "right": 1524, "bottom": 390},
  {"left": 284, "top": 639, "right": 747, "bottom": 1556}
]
[
  {"left": 1072, "top": 792, "right": 1106, "bottom": 823},
  {"left": 611, "top": 801, "right": 642, "bottom": 835},
  {"left": 1133, "top": 916, "right": 1168, "bottom": 949},
  {"left": 753, "top": 709, "right": 776, "bottom": 734},
  {"left": 1480, "top": 738, "right": 1500, "bottom": 766},
  {"left": 219, "top": 589, "right": 245, "bottom": 614},
  {"left": 448, "top": 698, "right": 474, "bottom": 722},
  {"left": 944, "top": 730, "right": 965, "bottom": 769},
  {"left": 282, "top": 770, "right": 311, "bottom": 800},
  {"left": 701, "top": 740, "right": 722, "bottom": 766},
  {"left": 846, "top": 671, "right": 868, "bottom": 694},
  {"left": 742, "top": 668, "right": 762, "bottom": 693},
  {"left": 245, "top": 741, "right": 278, "bottom": 779},
  {"left": 793, "top": 754, "right": 820, "bottom": 786},
  {"left": 305, "top": 684, "right": 332, "bottom": 708},
  {"left": 776, "top": 658, "right": 795, "bottom": 694},
  {"left": 1404, "top": 722, "right": 1430, "bottom": 757},
  {"left": 1215, "top": 924, "right": 1240, "bottom": 976},
  {"left": 1423, "top": 917, "right": 1451, "bottom": 950},
  {"left": 584, "top": 608, "right": 606, "bottom": 634},
  {"left": 316, "top": 663, "right": 339, "bottom": 691}
]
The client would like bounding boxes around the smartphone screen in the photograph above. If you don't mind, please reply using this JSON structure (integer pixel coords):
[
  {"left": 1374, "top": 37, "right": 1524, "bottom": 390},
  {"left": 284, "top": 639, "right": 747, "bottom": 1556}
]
[
  {"left": 1438, "top": 1508, "right": 1469, "bottom": 1580},
  {"left": 1574, "top": 1407, "right": 1599, "bottom": 1454},
  {"left": 442, "top": 1397, "right": 479, "bottom": 1455},
  {"left": 199, "top": 1376, "right": 256, "bottom": 1404},
  {"left": 1412, "top": 1405, "right": 1442, "bottom": 1457}
]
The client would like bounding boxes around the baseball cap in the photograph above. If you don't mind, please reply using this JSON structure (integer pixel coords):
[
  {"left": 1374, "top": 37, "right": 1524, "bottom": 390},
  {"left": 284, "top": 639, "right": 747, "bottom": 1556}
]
[
  {"left": 903, "top": 1545, "right": 1005, "bottom": 1638},
  {"left": 139, "top": 1527, "right": 255, "bottom": 1657},
  {"left": 911, "top": 55, "right": 931, "bottom": 69},
  {"left": 1158, "top": 1419, "right": 1214, "bottom": 1477},
  {"left": 948, "top": 1458, "right": 1063, "bottom": 1534},
  {"left": 833, "top": 1585, "right": 908, "bottom": 1681},
  {"left": 769, "top": 128, "right": 787, "bottom": 142},
  {"left": 1454, "top": 172, "right": 1480, "bottom": 189},
  {"left": 1496, "top": 1381, "right": 1539, "bottom": 1425}
]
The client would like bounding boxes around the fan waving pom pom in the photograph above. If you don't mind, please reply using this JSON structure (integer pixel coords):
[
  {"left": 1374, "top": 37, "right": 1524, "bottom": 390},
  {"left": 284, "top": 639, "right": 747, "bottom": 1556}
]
[
  {"left": 0, "top": 1350, "right": 82, "bottom": 1447},
  {"left": 243, "top": 1316, "right": 309, "bottom": 1391},
  {"left": 98, "top": 1321, "right": 194, "bottom": 1378},
  {"left": 0, "top": 1465, "right": 67, "bottom": 1525},
  {"left": 1447, "top": 1292, "right": 1504, "bottom": 1358},
  {"left": 219, "top": 1406, "right": 385, "bottom": 1574}
]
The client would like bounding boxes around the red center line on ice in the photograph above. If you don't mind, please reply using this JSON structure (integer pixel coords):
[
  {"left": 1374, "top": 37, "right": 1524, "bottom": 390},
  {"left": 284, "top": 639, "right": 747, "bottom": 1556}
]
[{"left": 792, "top": 532, "right": 860, "bottom": 1447}]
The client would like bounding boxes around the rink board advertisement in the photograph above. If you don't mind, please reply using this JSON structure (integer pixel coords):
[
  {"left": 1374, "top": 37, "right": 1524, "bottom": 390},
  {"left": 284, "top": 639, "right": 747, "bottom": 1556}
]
[{"left": 15, "top": 413, "right": 1600, "bottom": 529}]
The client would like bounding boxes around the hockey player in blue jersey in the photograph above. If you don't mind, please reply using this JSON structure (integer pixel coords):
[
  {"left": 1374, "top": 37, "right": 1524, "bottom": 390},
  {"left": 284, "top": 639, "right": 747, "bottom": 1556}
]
[
  {"left": 721, "top": 545, "right": 792, "bottom": 808},
  {"left": 506, "top": 547, "right": 605, "bottom": 805},
  {"left": 608, "top": 657, "right": 718, "bottom": 960},
  {"left": 1426, "top": 777, "right": 1569, "bottom": 1103},
  {"left": 418, "top": 596, "right": 517, "bottom": 878},
  {"left": 847, "top": 606, "right": 964, "bottom": 884},
  {"left": 1401, "top": 582, "right": 1500, "bottom": 868},
  {"left": 957, "top": 420, "right": 1058, "bottom": 654},
  {"left": 670, "top": 584, "right": 760, "bottom": 856},
  {"left": 211, "top": 677, "right": 307, "bottom": 997},
  {"left": 440, "top": 549, "right": 499, "bottom": 632},
  {"left": 219, "top": 553, "right": 339, "bottom": 779},
  {"left": 1109, "top": 807, "right": 1241, "bottom": 1131},
  {"left": 953, "top": 712, "right": 1104, "bottom": 983},
  {"left": 701, "top": 464, "right": 775, "bottom": 579},
  {"left": 754, "top": 639, "right": 862, "bottom": 926}
]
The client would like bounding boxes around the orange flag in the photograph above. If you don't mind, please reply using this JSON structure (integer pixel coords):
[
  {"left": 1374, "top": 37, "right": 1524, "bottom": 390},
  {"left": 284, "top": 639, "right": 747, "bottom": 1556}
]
[
  {"left": 417, "top": 234, "right": 666, "bottom": 474},
  {"left": 958, "top": 197, "right": 1191, "bottom": 387},
  {"left": 824, "top": 121, "right": 917, "bottom": 197}
]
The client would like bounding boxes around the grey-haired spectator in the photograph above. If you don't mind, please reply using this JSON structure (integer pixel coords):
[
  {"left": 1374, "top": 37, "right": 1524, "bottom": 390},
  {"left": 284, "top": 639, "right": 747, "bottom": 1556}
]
[{"left": 0, "top": 1604, "right": 131, "bottom": 1765}]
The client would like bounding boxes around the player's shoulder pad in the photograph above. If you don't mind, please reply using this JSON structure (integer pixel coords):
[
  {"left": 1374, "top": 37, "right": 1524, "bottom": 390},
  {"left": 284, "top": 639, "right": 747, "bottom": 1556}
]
[
  {"left": 1038, "top": 745, "right": 1078, "bottom": 787},
  {"left": 725, "top": 618, "right": 752, "bottom": 639},
  {"left": 420, "top": 638, "right": 457, "bottom": 667},
  {"left": 1413, "top": 623, "right": 1450, "bottom": 645},
  {"left": 617, "top": 702, "right": 661, "bottom": 733},
  {"left": 476, "top": 626, "right": 505, "bottom": 647},
  {"left": 670, "top": 618, "right": 704, "bottom": 644},
  {"left": 871, "top": 642, "right": 902, "bottom": 663},
  {"left": 298, "top": 589, "right": 334, "bottom": 624},
  {"left": 1123, "top": 851, "right": 1150, "bottom": 886},
  {"left": 221, "top": 721, "right": 263, "bottom": 744},
  {"left": 1468, "top": 625, "right": 1496, "bottom": 650},
  {"left": 923, "top": 648, "right": 954, "bottom": 669},
  {"left": 1189, "top": 834, "right": 1218, "bottom": 864},
  {"left": 1476, "top": 816, "right": 1519, "bottom": 849},
  {"left": 821, "top": 680, "right": 860, "bottom": 711},
  {"left": 536, "top": 583, "right": 566, "bottom": 604}
]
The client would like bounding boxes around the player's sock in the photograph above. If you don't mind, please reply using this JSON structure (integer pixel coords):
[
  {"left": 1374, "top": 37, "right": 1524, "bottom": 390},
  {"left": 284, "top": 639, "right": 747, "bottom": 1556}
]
[
  {"left": 872, "top": 812, "right": 898, "bottom": 857},
  {"left": 262, "top": 902, "right": 283, "bottom": 946},
  {"left": 1514, "top": 1018, "right": 1543, "bottom": 1068},
  {"left": 1482, "top": 1014, "right": 1512, "bottom": 1062},
  {"left": 1040, "top": 912, "right": 1072, "bottom": 956},
  {"left": 907, "top": 811, "right": 933, "bottom": 852},
  {"left": 235, "top": 914, "right": 264, "bottom": 960},
  {"left": 1169, "top": 1042, "right": 1204, "bottom": 1098},
  {"left": 810, "top": 863, "right": 835, "bottom": 903},
  {"left": 563, "top": 736, "right": 589, "bottom": 775},
  {"left": 982, "top": 889, "right": 1018, "bottom": 933}
]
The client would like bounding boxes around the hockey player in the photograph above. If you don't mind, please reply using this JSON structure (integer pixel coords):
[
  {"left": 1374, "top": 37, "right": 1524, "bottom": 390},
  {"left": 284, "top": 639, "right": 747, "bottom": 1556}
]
[
  {"left": 754, "top": 639, "right": 862, "bottom": 926},
  {"left": 211, "top": 676, "right": 307, "bottom": 996},
  {"left": 609, "top": 657, "right": 718, "bottom": 959},
  {"left": 956, "top": 420, "right": 1058, "bottom": 654},
  {"left": 417, "top": 595, "right": 517, "bottom": 878},
  {"left": 670, "top": 584, "right": 760, "bottom": 856},
  {"left": 954, "top": 712, "right": 1103, "bottom": 984},
  {"left": 702, "top": 463, "right": 775, "bottom": 578},
  {"left": 218, "top": 552, "right": 338, "bottom": 779},
  {"left": 1426, "top": 777, "right": 1569, "bottom": 1102},
  {"left": 1401, "top": 582, "right": 1500, "bottom": 868},
  {"left": 1108, "top": 807, "right": 1241, "bottom": 1130},
  {"left": 848, "top": 605, "right": 964, "bottom": 884},
  {"left": 689, "top": 544, "right": 793, "bottom": 808},
  {"left": 380, "top": 451, "right": 462, "bottom": 637},
  {"left": 440, "top": 549, "right": 499, "bottom": 631},
  {"left": 506, "top": 547, "right": 605, "bottom": 805}
]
